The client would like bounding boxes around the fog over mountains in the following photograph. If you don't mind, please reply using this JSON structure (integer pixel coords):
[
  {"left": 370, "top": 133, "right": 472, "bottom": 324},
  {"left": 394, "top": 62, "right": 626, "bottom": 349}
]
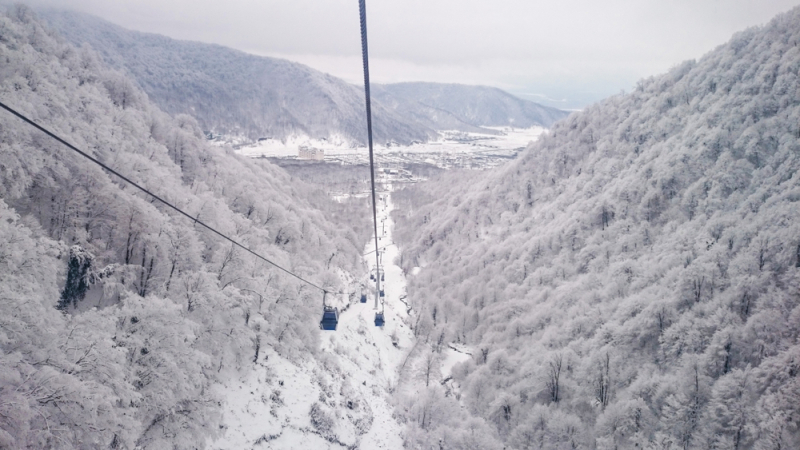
[{"left": 40, "top": 10, "right": 568, "bottom": 145}]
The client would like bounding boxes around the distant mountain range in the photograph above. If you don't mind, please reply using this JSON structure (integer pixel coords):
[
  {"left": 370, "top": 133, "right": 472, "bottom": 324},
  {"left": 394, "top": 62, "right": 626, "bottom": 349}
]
[
  {"left": 40, "top": 10, "right": 569, "bottom": 145},
  {"left": 373, "top": 82, "right": 568, "bottom": 135}
]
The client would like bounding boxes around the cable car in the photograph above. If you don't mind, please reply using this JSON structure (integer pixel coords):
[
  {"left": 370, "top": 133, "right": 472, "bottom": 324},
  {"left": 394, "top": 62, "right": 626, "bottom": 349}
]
[
  {"left": 374, "top": 312, "right": 385, "bottom": 327},
  {"left": 320, "top": 306, "right": 339, "bottom": 330},
  {"left": 379, "top": 289, "right": 385, "bottom": 298},
  {"left": 360, "top": 292, "right": 367, "bottom": 303}
]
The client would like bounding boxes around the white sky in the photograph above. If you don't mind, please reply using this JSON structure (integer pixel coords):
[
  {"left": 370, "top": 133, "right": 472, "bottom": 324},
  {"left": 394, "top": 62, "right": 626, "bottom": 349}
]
[{"left": 26, "top": 0, "right": 800, "bottom": 109}]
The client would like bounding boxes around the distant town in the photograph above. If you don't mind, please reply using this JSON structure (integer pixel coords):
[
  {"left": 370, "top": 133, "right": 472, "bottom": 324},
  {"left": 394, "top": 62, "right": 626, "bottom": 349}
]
[{"left": 230, "top": 127, "right": 545, "bottom": 178}]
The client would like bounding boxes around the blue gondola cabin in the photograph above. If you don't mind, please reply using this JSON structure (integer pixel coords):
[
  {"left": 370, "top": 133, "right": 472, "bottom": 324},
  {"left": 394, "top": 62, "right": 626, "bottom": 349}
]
[
  {"left": 374, "top": 312, "right": 385, "bottom": 327},
  {"left": 320, "top": 306, "right": 339, "bottom": 330}
]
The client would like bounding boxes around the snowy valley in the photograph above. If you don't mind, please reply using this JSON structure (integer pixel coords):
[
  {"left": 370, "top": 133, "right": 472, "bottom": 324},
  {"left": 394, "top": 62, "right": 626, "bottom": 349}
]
[
  {"left": 211, "top": 194, "right": 413, "bottom": 449},
  {"left": 1, "top": 2, "right": 800, "bottom": 450},
  {"left": 0, "top": 6, "right": 500, "bottom": 448},
  {"left": 38, "top": 9, "right": 567, "bottom": 147}
]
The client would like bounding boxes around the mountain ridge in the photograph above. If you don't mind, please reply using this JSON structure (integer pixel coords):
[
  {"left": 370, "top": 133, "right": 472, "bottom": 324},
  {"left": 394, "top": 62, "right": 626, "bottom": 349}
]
[
  {"left": 374, "top": 82, "right": 569, "bottom": 134},
  {"left": 39, "top": 9, "right": 567, "bottom": 145}
]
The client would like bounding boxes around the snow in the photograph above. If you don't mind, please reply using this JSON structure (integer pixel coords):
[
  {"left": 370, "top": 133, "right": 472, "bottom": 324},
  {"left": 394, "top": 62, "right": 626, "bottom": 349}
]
[
  {"left": 440, "top": 344, "right": 472, "bottom": 380},
  {"left": 233, "top": 134, "right": 354, "bottom": 158},
  {"left": 322, "top": 190, "right": 414, "bottom": 449},
  {"left": 212, "top": 186, "right": 415, "bottom": 449},
  {"left": 210, "top": 357, "right": 329, "bottom": 449},
  {"left": 236, "top": 127, "right": 545, "bottom": 160}
]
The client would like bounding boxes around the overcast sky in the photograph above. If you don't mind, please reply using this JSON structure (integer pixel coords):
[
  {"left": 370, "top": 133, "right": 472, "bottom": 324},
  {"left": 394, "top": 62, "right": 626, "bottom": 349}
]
[{"left": 27, "top": 0, "right": 800, "bottom": 109}]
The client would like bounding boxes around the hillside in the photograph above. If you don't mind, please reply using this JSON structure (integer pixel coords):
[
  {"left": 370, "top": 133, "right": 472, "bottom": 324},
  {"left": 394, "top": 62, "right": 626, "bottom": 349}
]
[
  {"left": 0, "top": 6, "right": 392, "bottom": 448},
  {"left": 38, "top": 9, "right": 435, "bottom": 145},
  {"left": 373, "top": 82, "right": 569, "bottom": 133},
  {"left": 39, "top": 10, "right": 566, "bottom": 145},
  {"left": 392, "top": 7, "right": 800, "bottom": 450}
]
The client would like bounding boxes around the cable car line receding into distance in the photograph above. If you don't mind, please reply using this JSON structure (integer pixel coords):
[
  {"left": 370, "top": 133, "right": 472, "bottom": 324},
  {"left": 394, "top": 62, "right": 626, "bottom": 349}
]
[
  {"left": 358, "top": 0, "right": 386, "bottom": 327},
  {"left": 0, "top": 1, "right": 386, "bottom": 330},
  {"left": 0, "top": 100, "right": 342, "bottom": 298}
]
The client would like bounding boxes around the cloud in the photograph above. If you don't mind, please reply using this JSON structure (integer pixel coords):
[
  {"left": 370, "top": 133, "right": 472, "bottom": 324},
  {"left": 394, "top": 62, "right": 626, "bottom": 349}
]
[{"left": 22, "top": 0, "right": 800, "bottom": 107}]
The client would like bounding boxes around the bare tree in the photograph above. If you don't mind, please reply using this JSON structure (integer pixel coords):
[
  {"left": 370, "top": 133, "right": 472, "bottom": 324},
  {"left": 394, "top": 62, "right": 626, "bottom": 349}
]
[
  {"left": 546, "top": 353, "right": 563, "bottom": 404},
  {"left": 595, "top": 352, "right": 611, "bottom": 409},
  {"left": 420, "top": 350, "right": 441, "bottom": 387}
]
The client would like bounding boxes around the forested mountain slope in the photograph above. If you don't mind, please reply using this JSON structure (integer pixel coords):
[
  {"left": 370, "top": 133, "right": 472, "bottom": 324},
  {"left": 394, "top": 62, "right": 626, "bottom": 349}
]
[
  {"left": 0, "top": 6, "right": 370, "bottom": 448},
  {"left": 39, "top": 10, "right": 567, "bottom": 144},
  {"left": 393, "top": 7, "right": 800, "bottom": 450},
  {"left": 373, "top": 82, "right": 569, "bottom": 133},
  {"left": 38, "top": 9, "right": 435, "bottom": 145}
]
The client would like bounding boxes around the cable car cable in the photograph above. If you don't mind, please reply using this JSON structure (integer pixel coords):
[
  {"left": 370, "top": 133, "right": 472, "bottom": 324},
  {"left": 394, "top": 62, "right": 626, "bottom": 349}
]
[
  {"left": 358, "top": 0, "right": 383, "bottom": 307},
  {"left": 0, "top": 99, "right": 338, "bottom": 295}
]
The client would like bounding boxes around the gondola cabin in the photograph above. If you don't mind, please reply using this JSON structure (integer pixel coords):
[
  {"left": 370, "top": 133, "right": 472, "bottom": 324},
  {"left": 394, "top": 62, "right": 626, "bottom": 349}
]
[
  {"left": 374, "top": 312, "right": 385, "bottom": 327},
  {"left": 360, "top": 293, "right": 367, "bottom": 303},
  {"left": 320, "top": 306, "right": 339, "bottom": 330},
  {"left": 379, "top": 290, "right": 385, "bottom": 298}
]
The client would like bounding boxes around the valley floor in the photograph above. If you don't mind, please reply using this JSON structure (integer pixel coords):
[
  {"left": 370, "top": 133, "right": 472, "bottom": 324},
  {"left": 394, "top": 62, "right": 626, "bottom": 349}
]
[
  {"left": 211, "top": 189, "right": 414, "bottom": 449},
  {"left": 235, "top": 127, "right": 545, "bottom": 171}
]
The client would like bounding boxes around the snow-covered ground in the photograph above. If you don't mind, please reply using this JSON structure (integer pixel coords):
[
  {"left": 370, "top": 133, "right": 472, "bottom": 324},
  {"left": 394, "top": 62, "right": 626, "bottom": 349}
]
[
  {"left": 227, "top": 133, "right": 354, "bottom": 158},
  {"left": 440, "top": 344, "right": 472, "bottom": 380},
  {"left": 212, "top": 188, "right": 415, "bottom": 449},
  {"left": 235, "top": 127, "right": 545, "bottom": 160}
]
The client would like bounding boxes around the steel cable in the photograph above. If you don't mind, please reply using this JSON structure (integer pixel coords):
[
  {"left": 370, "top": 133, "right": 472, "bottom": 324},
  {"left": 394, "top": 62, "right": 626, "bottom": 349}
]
[
  {"left": 0, "top": 100, "right": 336, "bottom": 294},
  {"left": 358, "top": 0, "right": 383, "bottom": 311}
]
